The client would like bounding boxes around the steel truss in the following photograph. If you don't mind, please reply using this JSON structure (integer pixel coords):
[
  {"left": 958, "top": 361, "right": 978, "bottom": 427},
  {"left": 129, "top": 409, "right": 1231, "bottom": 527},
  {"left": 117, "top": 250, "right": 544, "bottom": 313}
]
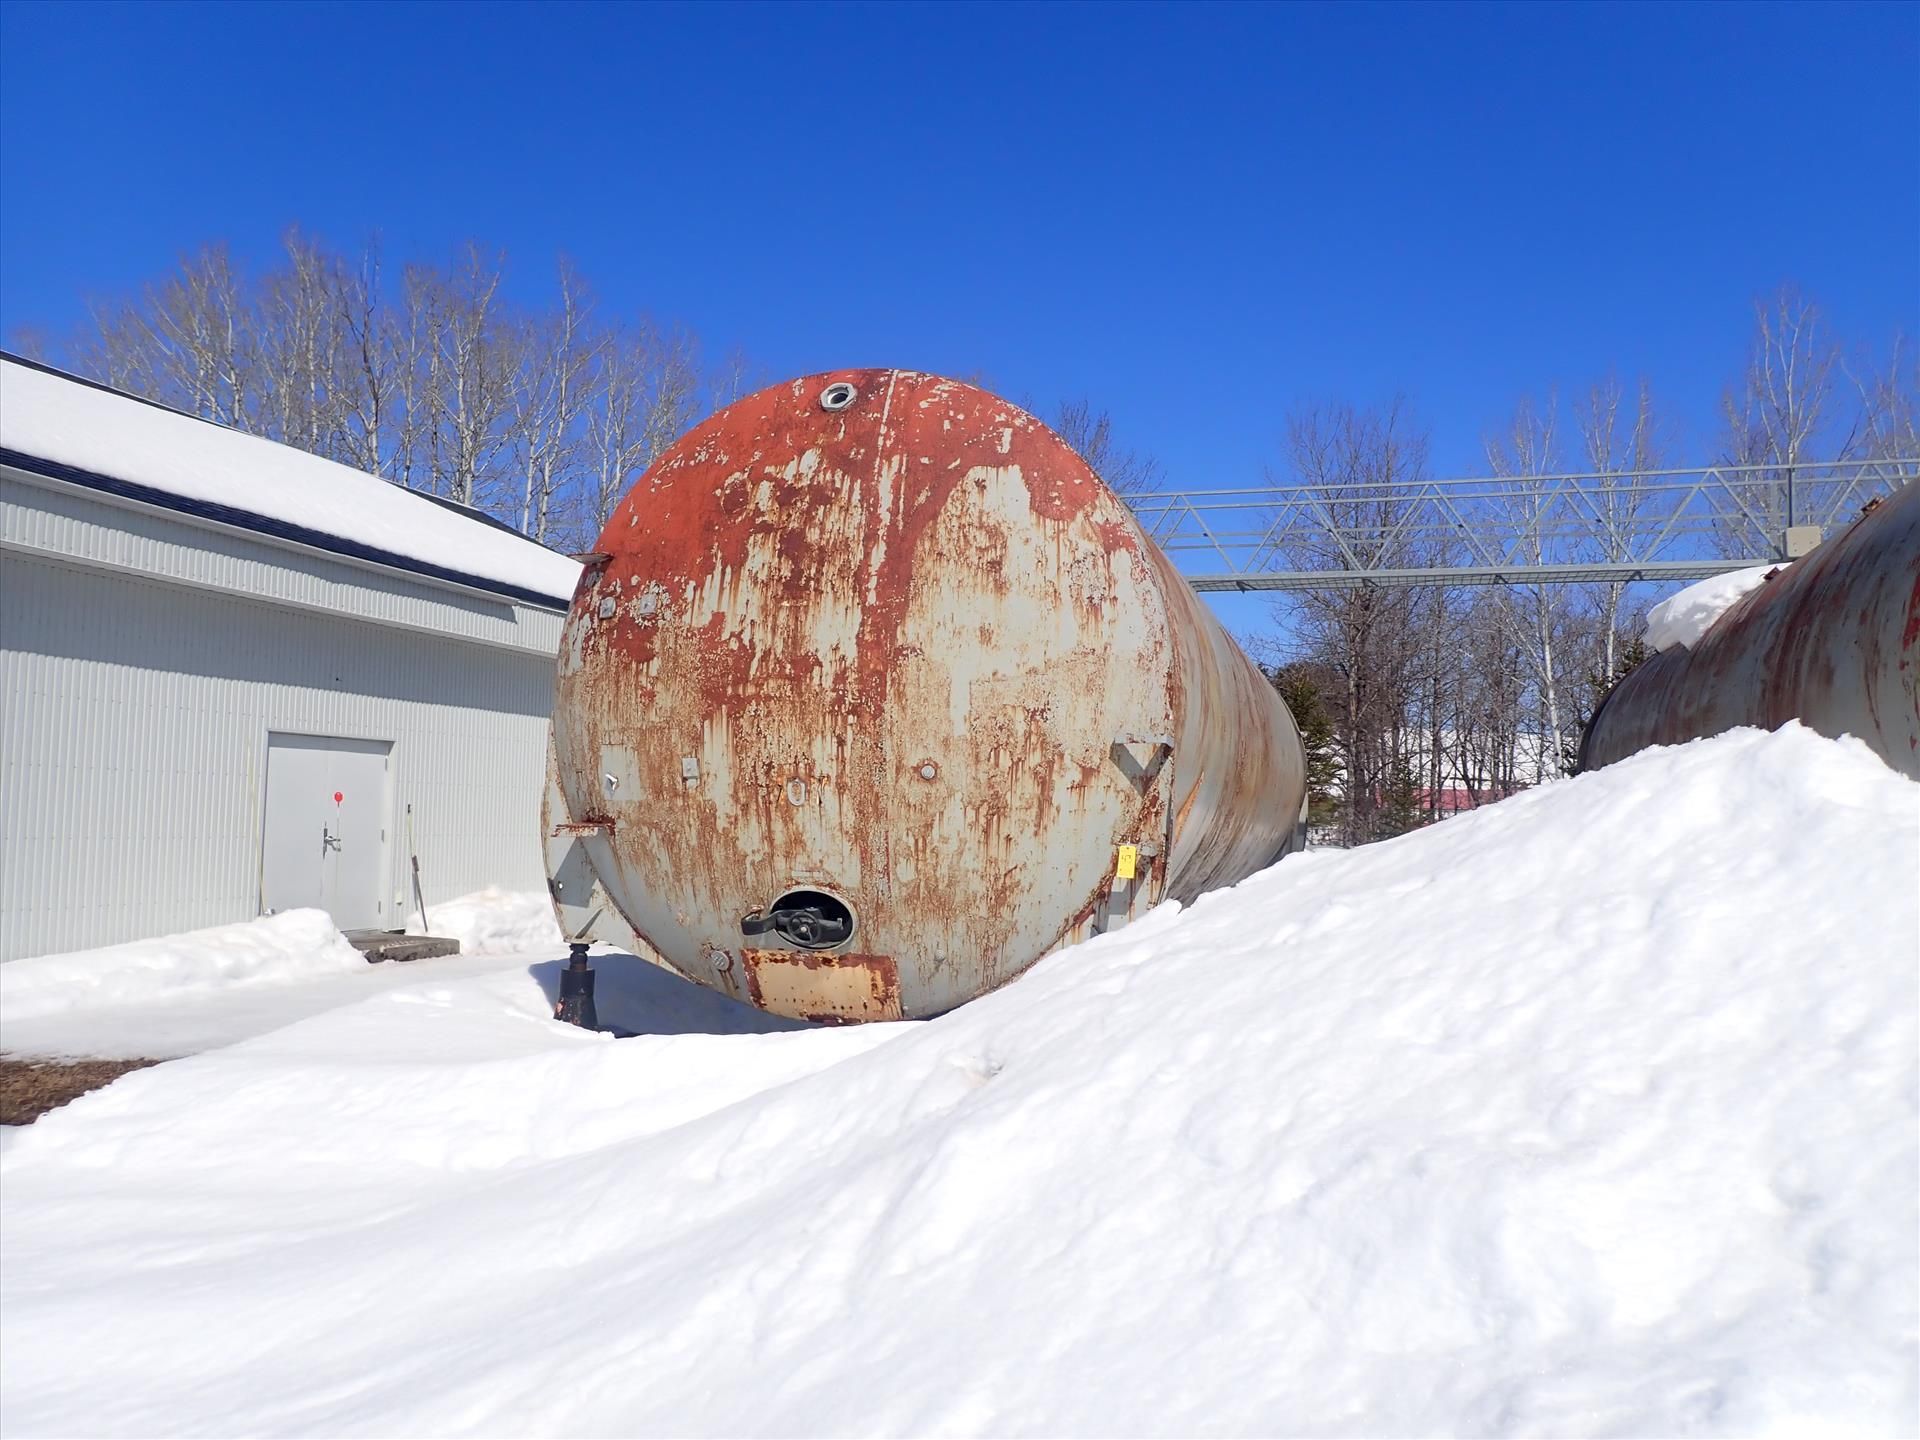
[{"left": 1127, "top": 458, "right": 1918, "bottom": 591}]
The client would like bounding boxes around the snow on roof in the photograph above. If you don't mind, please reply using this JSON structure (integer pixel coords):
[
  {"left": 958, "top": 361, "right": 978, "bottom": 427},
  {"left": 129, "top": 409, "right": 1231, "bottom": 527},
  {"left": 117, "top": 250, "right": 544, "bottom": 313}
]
[
  {"left": 0, "top": 355, "right": 582, "bottom": 608},
  {"left": 1643, "top": 562, "right": 1781, "bottom": 652}
]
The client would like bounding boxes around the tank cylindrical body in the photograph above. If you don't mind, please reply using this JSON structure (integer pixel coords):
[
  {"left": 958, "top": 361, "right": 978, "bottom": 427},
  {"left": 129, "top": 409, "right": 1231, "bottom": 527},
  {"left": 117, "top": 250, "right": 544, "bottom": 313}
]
[
  {"left": 547, "top": 370, "right": 1306, "bottom": 1021},
  {"left": 1579, "top": 479, "right": 1920, "bottom": 778}
]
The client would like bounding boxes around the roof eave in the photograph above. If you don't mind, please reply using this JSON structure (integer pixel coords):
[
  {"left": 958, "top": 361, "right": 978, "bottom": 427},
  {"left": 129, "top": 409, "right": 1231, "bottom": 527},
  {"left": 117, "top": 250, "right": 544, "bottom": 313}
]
[{"left": 0, "top": 446, "right": 575, "bottom": 613}]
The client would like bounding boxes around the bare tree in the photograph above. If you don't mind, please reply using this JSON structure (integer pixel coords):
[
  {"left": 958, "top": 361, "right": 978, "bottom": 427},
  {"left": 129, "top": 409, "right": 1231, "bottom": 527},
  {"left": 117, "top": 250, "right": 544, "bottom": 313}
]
[
  {"left": 1053, "top": 398, "right": 1163, "bottom": 495},
  {"left": 1486, "top": 394, "right": 1578, "bottom": 779},
  {"left": 1718, "top": 285, "right": 1865, "bottom": 552},
  {"left": 510, "top": 258, "right": 601, "bottom": 542},
  {"left": 390, "top": 263, "right": 442, "bottom": 492},
  {"left": 707, "top": 346, "right": 753, "bottom": 414},
  {"left": 39, "top": 230, "right": 735, "bottom": 542},
  {"left": 333, "top": 239, "right": 399, "bottom": 479},
  {"left": 1575, "top": 377, "right": 1665, "bottom": 682},
  {"left": 101, "top": 243, "right": 256, "bottom": 426},
  {"left": 578, "top": 319, "right": 702, "bottom": 546},
  {"left": 1852, "top": 332, "right": 1920, "bottom": 468},
  {"left": 6, "top": 326, "right": 54, "bottom": 362},
  {"left": 68, "top": 299, "right": 150, "bottom": 394},
  {"left": 1446, "top": 591, "right": 1529, "bottom": 806},
  {"left": 1275, "top": 400, "right": 1436, "bottom": 844},
  {"left": 416, "top": 245, "right": 518, "bottom": 508},
  {"left": 256, "top": 228, "right": 348, "bottom": 460}
]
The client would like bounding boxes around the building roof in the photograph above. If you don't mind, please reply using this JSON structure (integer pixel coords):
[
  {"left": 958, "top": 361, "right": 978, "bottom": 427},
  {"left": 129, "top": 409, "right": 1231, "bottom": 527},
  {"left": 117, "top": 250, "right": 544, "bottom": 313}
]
[{"left": 0, "top": 354, "right": 581, "bottom": 610}]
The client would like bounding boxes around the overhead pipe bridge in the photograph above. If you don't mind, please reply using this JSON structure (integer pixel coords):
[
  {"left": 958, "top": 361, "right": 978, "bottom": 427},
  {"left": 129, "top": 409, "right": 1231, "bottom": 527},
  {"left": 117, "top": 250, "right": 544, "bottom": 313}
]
[{"left": 1130, "top": 457, "right": 1917, "bottom": 591}]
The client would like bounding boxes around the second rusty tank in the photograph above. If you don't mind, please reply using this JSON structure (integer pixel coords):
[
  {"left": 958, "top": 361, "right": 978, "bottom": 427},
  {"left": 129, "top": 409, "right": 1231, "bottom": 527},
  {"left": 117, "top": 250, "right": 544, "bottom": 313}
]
[
  {"left": 1579, "top": 478, "right": 1919, "bottom": 778},
  {"left": 545, "top": 370, "right": 1307, "bottom": 1022}
]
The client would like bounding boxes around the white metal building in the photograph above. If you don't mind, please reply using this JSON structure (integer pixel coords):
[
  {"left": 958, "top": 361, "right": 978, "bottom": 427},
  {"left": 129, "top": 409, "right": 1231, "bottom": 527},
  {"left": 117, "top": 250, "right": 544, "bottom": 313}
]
[{"left": 0, "top": 355, "right": 581, "bottom": 962}]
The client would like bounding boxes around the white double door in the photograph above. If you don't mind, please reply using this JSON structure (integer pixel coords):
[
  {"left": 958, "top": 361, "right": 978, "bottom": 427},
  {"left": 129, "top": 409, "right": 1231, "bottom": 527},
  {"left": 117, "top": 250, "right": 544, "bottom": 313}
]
[{"left": 261, "top": 733, "right": 392, "bottom": 930}]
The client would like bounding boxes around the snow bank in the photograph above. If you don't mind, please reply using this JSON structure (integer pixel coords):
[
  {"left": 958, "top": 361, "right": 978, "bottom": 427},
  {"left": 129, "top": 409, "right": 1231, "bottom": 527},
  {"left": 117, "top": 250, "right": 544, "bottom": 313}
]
[
  {"left": 0, "top": 910, "right": 364, "bottom": 1031},
  {"left": 0, "top": 358, "right": 581, "bottom": 603},
  {"left": 1644, "top": 563, "right": 1780, "bottom": 651},
  {"left": 2, "top": 725, "right": 1915, "bottom": 1438},
  {"left": 0, "top": 944, "right": 789, "bottom": 1063},
  {"left": 409, "top": 886, "right": 565, "bottom": 955}
]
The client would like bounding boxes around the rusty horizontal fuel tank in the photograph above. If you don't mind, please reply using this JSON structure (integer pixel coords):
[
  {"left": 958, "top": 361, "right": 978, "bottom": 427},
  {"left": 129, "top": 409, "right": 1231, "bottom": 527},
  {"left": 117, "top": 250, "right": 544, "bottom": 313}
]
[
  {"left": 544, "top": 369, "right": 1307, "bottom": 1022},
  {"left": 1579, "top": 479, "right": 1920, "bottom": 779}
]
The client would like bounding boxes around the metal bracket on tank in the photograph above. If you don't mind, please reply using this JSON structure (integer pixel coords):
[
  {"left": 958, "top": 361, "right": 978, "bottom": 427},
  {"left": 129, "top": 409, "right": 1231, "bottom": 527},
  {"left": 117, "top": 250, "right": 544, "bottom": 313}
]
[
  {"left": 551, "top": 820, "right": 614, "bottom": 838},
  {"left": 1110, "top": 732, "right": 1174, "bottom": 789}
]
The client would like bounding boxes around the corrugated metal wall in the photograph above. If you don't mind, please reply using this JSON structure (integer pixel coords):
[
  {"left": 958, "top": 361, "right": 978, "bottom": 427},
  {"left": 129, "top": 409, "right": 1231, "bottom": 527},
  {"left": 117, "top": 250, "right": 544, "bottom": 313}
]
[{"left": 1, "top": 476, "right": 565, "bottom": 963}]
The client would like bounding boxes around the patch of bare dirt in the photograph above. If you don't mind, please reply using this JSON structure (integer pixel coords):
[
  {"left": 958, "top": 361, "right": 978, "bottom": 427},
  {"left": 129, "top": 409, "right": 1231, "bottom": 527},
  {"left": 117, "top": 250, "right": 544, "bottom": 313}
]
[{"left": 0, "top": 1058, "right": 160, "bottom": 1125}]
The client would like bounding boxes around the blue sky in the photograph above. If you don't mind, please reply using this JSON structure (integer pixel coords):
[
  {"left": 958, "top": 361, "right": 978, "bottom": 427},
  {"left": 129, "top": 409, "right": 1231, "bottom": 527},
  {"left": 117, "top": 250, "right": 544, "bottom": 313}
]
[{"left": 3, "top": 0, "right": 1914, "bottom": 494}]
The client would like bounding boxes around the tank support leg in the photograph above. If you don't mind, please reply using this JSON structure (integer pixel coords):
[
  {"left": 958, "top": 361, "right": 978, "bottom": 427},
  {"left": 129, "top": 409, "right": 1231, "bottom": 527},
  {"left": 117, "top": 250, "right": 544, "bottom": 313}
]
[{"left": 555, "top": 941, "right": 599, "bottom": 1030}]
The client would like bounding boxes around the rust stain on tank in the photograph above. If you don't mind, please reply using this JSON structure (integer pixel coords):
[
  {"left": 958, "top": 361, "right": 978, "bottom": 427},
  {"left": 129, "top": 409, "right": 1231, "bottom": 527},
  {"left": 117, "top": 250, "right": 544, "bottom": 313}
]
[
  {"left": 548, "top": 370, "right": 1307, "bottom": 1021},
  {"left": 743, "top": 950, "right": 903, "bottom": 1024}
]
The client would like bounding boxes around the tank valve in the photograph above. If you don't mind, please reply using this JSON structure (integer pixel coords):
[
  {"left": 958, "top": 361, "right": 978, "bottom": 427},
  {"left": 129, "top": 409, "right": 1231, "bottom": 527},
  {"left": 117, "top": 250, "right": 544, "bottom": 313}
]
[
  {"left": 554, "top": 941, "right": 599, "bottom": 1030},
  {"left": 741, "top": 889, "right": 855, "bottom": 950}
]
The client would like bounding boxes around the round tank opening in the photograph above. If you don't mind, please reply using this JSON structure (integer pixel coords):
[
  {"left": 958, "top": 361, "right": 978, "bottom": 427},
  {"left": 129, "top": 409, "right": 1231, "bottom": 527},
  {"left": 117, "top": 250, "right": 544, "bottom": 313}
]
[
  {"left": 819, "top": 381, "right": 858, "bottom": 412},
  {"left": 750, "top": 889, "right": 855, "bottom": 951}
]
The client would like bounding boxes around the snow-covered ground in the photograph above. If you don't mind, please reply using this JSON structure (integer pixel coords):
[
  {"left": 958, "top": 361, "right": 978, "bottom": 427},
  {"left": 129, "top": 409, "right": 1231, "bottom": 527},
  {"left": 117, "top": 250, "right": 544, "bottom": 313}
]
[
  {"left": 2, "top": 724, "right": 1915, "bottom": 1438},
  {"left": 1, "top": 909, "right": 367, "bottom": 1026},
  {"left": 405, "top": 884, "right": 568, "bottom": 956},
  {"left": 0, "top": 891, "right": 719, "bottom": 1061},
  {"left": 0, "top": 887, "right": 760, "bottom": 1067}
]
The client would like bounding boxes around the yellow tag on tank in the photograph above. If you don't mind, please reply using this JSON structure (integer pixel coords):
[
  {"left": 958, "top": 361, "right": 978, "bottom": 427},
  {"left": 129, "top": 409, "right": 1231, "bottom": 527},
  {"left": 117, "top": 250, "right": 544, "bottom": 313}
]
[{"left": 1115, "top": 845, "right": 1138, "bottom": 880}]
